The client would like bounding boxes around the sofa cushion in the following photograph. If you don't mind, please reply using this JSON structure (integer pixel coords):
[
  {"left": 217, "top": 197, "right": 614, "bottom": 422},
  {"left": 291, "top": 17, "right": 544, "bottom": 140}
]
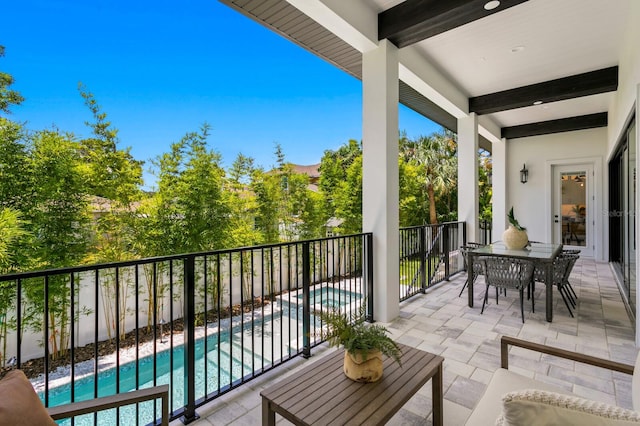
[
  {"left": 465, "top": 368, "right": 570, "bottom": 426},
  {"left": 0, "top": 370, "right": 57, "bottom": 426},
  {"left": 497, "top": 389, "right": 640, "bottom": 426}
]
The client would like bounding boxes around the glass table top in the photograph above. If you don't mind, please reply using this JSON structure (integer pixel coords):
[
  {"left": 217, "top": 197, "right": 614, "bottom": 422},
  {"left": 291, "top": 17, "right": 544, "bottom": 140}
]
[{"left": 469, "top": 241, "right": 562, "bottom": 261}]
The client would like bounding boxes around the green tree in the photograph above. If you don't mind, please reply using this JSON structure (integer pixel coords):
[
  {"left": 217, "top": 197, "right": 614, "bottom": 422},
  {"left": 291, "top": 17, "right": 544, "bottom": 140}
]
[
  {"left": 23, "top": 129, "right": 92, "bottom": 359},
  {"left": 0, "top": 117, "right": 34, "bottom": 215},
  {"left": 318, "top": 139, "right": 361, "bottom": 225},
  {"left": 252, "top": 144, "right": 322, "bottom": 242},
  {"left": 399, "top": 159, "right": 428, "bottom": 227},
  {"left": 151, "top": 124, "right": 230, "bottom": 253},
  {"left": 226, "top": 153, "right": 261, "bottom": 247},
  {"left": 333, "top": 154, "right": 363, "bottom": 234},
  {"left": 0, "top": 208, "right": 30, "bottom": 366},
  {"left": 0, "top": 46, "right": 25, "bottom": 115},
  {"left": 76, "top": 87, "right": 144, "bottom": 340},
  {"left": 77, "top": 85, "right": 144, "bottom": 204}
]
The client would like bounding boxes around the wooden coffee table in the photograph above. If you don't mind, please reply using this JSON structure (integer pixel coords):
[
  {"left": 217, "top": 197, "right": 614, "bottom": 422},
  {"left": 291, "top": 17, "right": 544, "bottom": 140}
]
[{"left": 261, "top": 344, "right": 444, "bottom": 425}]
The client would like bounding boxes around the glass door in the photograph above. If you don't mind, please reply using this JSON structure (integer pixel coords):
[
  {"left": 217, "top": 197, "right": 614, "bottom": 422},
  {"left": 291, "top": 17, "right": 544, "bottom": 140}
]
[
  {"left": 609, "top": 116, "right": 636, "bottom": 316},
  {"left": 553, "top": 164, "right": 593, "bottom": 257}
]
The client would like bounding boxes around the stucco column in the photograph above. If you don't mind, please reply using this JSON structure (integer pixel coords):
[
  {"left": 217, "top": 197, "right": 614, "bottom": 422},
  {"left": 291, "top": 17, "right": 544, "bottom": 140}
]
[
  {"left": 492, "top": 138, "right": 507, "bottom": 240},
  {"left": 362, "top": 39, "right": 399, "bottom": 322},
  {"left": 458, "top": 113, "right": 479, "bottom": 242}
]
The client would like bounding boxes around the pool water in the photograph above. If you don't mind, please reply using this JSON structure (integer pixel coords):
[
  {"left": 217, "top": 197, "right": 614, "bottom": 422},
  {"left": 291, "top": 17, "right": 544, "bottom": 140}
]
[
  {"left": 42, "top": 325, "right": 265, "bottom": 425},
  {"left": 296, "top": 288, "right": 363, "bottom": 309}
]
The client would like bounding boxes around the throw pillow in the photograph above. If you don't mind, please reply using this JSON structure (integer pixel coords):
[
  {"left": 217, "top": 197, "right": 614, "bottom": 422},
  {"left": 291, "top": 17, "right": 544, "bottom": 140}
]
[
  {"left": 497, "top": 389, "right": 640, "bottom": 426},
  {"left": 0, "top": 370, "right": 57, "bottom": 426}
]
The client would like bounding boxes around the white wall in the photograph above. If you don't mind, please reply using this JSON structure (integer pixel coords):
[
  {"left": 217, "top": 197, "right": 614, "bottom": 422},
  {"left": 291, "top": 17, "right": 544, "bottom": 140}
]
[
  {"left": 607, "top": 2, "right": 640, "bottom": 154},
  {"left": 506, "top": 127, "right": 607, "bottom": 259},
  {"left": 604, "top": 1, "right": 640, "bottom": 344}
]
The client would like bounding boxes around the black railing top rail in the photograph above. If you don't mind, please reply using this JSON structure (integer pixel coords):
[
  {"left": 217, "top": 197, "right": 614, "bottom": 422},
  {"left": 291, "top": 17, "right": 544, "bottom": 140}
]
[
  {"left": 399, "top": 221, "right": 464, "bottom": 232},
  {"left": 0, "top": 232, "right": 373, "bottom": 282}
]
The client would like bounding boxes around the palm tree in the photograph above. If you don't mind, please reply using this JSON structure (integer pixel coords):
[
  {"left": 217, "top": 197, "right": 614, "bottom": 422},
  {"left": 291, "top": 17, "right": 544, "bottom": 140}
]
[{"left": 403, "top": 131, "right": 457, "bottom": 224}]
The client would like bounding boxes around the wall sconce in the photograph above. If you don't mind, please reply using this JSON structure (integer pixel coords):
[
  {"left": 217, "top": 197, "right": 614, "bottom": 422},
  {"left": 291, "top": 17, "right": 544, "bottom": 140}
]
[{"left": 520, "top": 164, "right": 528, "bottom": 184}]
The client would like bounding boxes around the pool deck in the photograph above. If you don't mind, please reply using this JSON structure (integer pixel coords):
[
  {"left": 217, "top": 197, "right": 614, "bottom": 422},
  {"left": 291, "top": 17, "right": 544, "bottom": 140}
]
[{"left": 174, "top": 257, "right": 638, "bottom": 425}]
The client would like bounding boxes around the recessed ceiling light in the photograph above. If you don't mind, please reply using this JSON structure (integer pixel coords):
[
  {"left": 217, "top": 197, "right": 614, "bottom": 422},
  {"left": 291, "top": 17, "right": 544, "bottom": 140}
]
[
  {"left": 533, "top": 100, "right": 543, "bottom": 105},
  {"left": 511, "top": 45, "right": 525, "bottom": 53},
  {"left": 484, "top": 1, "right": 500, "bottom": 10}
]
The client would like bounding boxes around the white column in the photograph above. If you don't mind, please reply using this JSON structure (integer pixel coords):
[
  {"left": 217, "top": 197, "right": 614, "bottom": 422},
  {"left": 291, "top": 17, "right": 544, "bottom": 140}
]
[
  {"left": 492, "top": 138, "right": 508, "bottom": 241},
  {"left": 362, "top": 39, "right": 399, "bottom": 322},
  {"left": 458, "top": 114, "right": 479, "bottom": 242}
]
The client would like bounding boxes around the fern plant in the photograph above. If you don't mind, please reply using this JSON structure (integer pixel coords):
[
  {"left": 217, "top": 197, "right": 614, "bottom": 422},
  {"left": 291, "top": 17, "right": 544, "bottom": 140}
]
[
  {"left": 317, "top": 303, "right": 402, "bottom": 366},
  {"left": 507, "top": 207, "right": 526, "bottom": 231}
]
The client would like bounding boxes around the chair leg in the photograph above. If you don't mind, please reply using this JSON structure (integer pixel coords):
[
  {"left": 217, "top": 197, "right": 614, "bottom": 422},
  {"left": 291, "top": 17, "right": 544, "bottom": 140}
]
[
  {"left": 519, "top": 288, "right": 525, "bottom": 323},
  {"left": 567, "top": 282, "right": 578, "bottom": 299},
  {"left": 565, "top": 283, "right": 577, "bottom": 307},
  {"left": 531, "top": 283, "right": 535, "bottom": 313},
  {"left": 562, "top": 282, "right": 576, "bottom": 308},
  {"left": 481, "top": 284, "right": 490, "bottom": 314},
  {"left": 558, "top": 286, "right": 574, "bottom": 318},
  {"left": 458, "top": 277, "right": 469, "bottom": 297},
  {"left": 567, "top": 290, "right": 576, "bottom": 308}
]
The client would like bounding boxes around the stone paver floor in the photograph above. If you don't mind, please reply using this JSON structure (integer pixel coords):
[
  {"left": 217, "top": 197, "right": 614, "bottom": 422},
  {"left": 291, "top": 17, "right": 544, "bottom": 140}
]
[{"left": 174, "top": 258, "right": 637, "bottom": 426}]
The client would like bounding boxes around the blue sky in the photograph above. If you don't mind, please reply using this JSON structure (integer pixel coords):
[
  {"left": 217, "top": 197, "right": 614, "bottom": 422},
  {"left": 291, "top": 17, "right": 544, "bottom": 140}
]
[{"left": 3, "top": 0, "right": 439, "bottom": 189}]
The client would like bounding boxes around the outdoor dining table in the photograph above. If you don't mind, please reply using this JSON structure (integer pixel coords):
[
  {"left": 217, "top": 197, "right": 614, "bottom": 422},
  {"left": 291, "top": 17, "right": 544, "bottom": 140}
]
[{"left": 467, "top": 241, "right": 563, "bottom": 322}]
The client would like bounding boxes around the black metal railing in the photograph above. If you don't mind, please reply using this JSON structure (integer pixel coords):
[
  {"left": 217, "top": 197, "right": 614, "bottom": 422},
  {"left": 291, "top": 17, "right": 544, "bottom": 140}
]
[
  {"left": 479, "top": 219, "right": 492, "bottom": 245},
  {"left": 0, "top": 233, "right": 372, "bottom": 425},
  {"left": 399, "top": 222, "right": 466, "bottom": 301}
]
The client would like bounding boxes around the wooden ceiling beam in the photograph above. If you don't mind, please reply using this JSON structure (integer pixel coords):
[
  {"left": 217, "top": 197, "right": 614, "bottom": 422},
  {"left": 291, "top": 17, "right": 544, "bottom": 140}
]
[
  {"left": 378, "top": 0, "right": 529, "bottom": 48},
  {"left": 470, "top": 66, "right": 618, "bottom": 115},
  {"left": 501, "top": 112, "right": 608, "bottom": 139}
]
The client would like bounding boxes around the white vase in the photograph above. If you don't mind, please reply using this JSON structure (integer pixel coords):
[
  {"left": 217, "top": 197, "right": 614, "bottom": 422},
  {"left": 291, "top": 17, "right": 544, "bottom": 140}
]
[{"left": 502, "top": 225, "right": 528, "bottom": 249}]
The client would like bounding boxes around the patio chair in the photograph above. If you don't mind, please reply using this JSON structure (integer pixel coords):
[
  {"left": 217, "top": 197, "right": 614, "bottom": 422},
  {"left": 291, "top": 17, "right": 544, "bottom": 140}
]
[
  {"left": 0, "top": 369, "right": 170, "bottom": 426},
  {"left": 531, "top": 253, "right": 579, "bottom": 317},
  {"left": 458, "top": 242, "right": 487, "bottom": 297},
  {"left": 480, "top": 257, "right": 535, "bottom": 323}
]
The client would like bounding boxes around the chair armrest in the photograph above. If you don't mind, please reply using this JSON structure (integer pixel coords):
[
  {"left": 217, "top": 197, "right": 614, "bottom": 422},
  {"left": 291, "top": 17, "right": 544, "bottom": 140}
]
[
  {"left": 47, "top": 384, "right": 170, "bottom": 426},
  {"left": 500, "top": 335, "right": 634, "bottom": 375}
]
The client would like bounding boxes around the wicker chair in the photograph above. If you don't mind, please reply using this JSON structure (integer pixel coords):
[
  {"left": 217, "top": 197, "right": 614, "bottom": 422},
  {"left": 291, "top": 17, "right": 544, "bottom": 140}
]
[
  {"left": 531, "top": 253, "right": 579, "bottom": 317},
  {"left": 458, "top": 243, "right": 487, "bottom": 297},
  {"left": 480, "top": 257, "right": 535, "bottom": 323}
]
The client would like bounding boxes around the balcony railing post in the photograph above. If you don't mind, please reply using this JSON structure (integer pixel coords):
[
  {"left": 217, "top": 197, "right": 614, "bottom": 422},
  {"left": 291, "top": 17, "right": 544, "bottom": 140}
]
[
  {"left": 463, "top": 221, "right": 468, "bottom": 246},
  {"left": 443, "top": 224, "right": 450, "bottom": 280},
  {"left": 302, "top": 242, "right": 311, "bottom": 358},
  {"left": 420, "top": 226, "right": 427, "bottom": 293},
  {"left": 182, "top": 255, "right": 199, "bottom": 424},
  {"left": 365, "top": 233, "right": 374, "bottom": 322}
]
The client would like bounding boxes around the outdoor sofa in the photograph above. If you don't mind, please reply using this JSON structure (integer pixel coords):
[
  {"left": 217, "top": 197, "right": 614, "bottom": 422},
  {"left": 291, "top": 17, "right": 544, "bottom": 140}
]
[{"left": 466, "top": 335, "right": 640, "bottom": 425}]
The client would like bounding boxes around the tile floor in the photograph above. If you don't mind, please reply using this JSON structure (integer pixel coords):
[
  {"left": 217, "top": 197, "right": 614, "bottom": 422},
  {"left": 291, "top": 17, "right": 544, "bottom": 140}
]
[{"left": 174, "top": 258, "right": 637, "bottom": 426}]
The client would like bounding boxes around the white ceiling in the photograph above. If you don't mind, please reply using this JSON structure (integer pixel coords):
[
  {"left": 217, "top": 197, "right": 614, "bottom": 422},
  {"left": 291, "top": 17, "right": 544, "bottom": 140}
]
[{"left": 367, "top": 0, "right": 631, "bottom": 128}]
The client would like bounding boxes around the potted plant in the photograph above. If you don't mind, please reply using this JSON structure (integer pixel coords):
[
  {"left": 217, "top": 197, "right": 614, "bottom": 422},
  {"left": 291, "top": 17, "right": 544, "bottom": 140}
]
[
  {"left": 317, "top": 303, "right": 402, "bottom": 382},
  {"left": 503, "top": 206, "right": 529, "bottom": 249}
]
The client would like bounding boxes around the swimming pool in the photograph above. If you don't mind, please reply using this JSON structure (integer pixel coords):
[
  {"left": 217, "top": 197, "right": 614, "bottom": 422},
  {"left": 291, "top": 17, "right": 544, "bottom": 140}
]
[{"left": 41, "top": 287, "right": 360, "bottom": 425}]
